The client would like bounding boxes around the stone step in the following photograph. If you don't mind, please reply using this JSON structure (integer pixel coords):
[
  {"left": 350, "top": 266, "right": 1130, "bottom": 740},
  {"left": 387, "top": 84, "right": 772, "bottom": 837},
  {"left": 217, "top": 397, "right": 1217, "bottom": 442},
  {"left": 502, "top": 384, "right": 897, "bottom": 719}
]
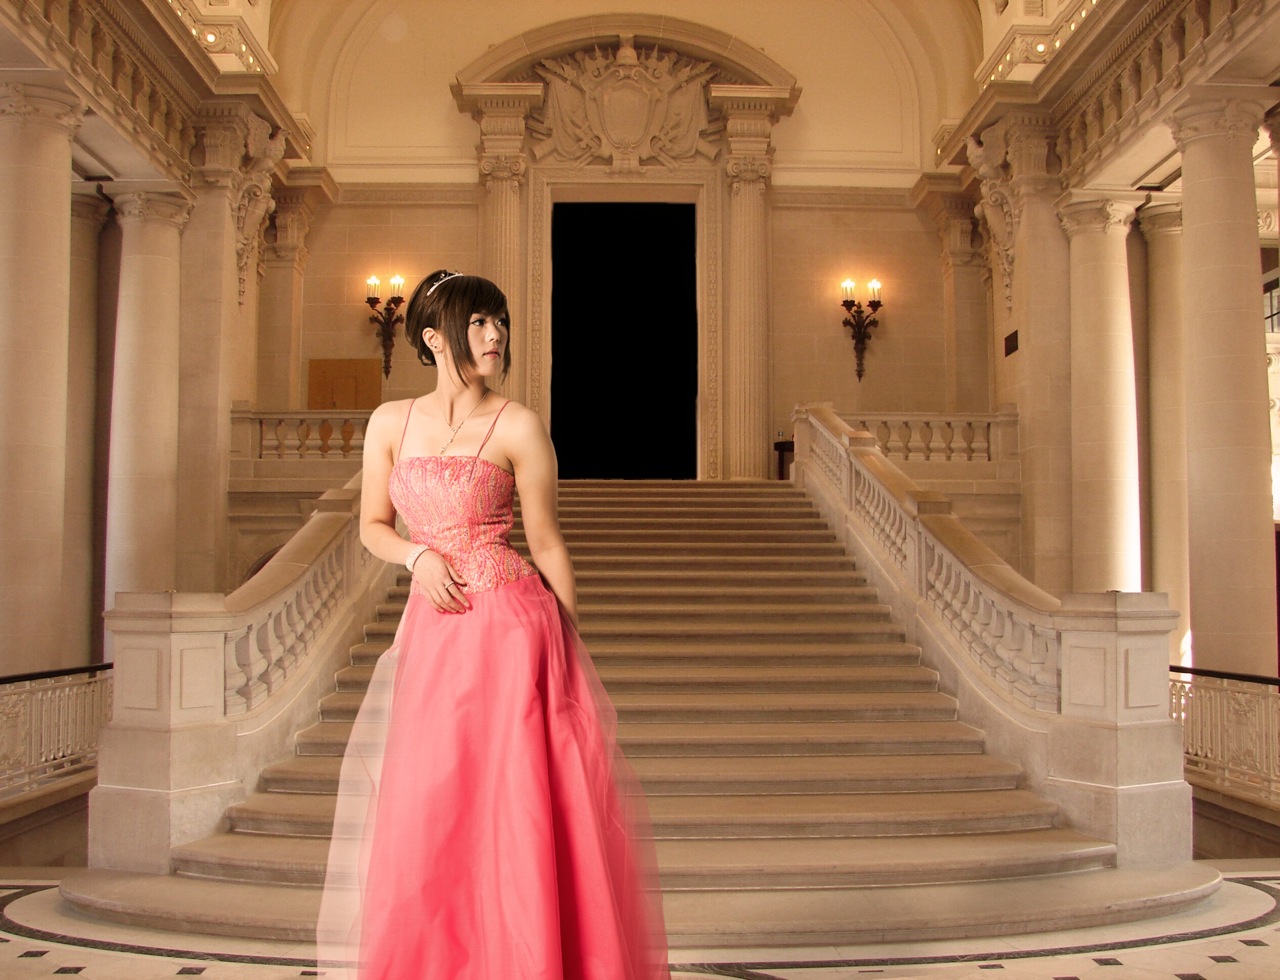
[
  {"left": 166, "top": 827, "right": 1112, "bottom": 891},
  {"left": 258, "top": 752, "right": 1016, "bottom": 796},
  {"left": 548, "top": 514, "right": 829, "bottom": 529},
  {"left": 569, "top": 554, "right": 857, "bottom": 572},
  {"left": 511, "top": 528, "right": 837, "bottom": 544},
  {"left": 372, "top": 600, "right": 893, "bottom": 623},
  {"left": 530, "top": 540, "right": 850, "bottom": 557},
  {"left": 387, "top": 582, "right": 881, "bottom": 605},
  {"left": 58, "top": 863, "right": 1222, "bottom": 944},
  {"left": 644, "top": 789, "right": 1058, "bottom": 838},
  {"left": 224, "top": 785, "right": 1053, "bottom": 841},
  {"left": 653, "top": 829, "right": 1116, "bottom": 888},
  {"left": 346, "top": 637, "right": 923, "bottom": 667},
  {"left": 395, "top": 567, "right": 871, "bottom": 588},
  {"left": 337, "top": 662, "right": 938, "bottom": 696},
  {"left": 294, "top": 719, "right": 988, "bottom": 758},
  {"left": 579, "top": 624, "right": 909, "bottom": 647},
  {"left": 317, "top": 689, "right": 955, "bottom": 724}
]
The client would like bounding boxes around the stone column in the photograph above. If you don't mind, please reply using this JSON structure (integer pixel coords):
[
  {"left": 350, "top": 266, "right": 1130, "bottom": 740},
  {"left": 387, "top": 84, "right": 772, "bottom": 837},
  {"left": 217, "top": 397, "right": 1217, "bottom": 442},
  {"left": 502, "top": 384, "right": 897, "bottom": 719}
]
[
  {"left": 1139, "top": 200, "right": 1191, "bottom": 661},
  {"left": 178, "top": 107, "right": 251, "bottom": 592},
  {"left": 104, "top": 192, "right": 192, "bottom": 603},
  {"left": 66, "top": 192, "right": 111, "bottom": 661},
  {"left": 971, "top": 115, "right": 1074, "bottom": 594},
  {"left": 911, "top": 174, "right": 990, "bottom": 412},
  {"left": 1058, "top": 194, "right": 1143, "bottom": 592},
  {"left": 454, "top": 85, "right": 541, "bottom": 404},
  {"left": 0, "top": 80, "right": 83, "bottom": 675},
  {"left": 258, "top": 170, "right": 335, "bottom": 410},
  {"left": 1170, "top": 89, "right": 1278, "bottom": 675},
  {"left": 712, "top": 87, "right": 794, "bottom": 479}
]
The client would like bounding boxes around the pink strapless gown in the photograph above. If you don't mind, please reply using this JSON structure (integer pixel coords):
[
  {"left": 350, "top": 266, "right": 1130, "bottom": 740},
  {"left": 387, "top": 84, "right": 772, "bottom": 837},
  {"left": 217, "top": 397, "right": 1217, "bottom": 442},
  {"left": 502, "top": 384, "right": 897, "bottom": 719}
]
[{"left": 317, "top": 454, "right": 669, "bottom": 980}]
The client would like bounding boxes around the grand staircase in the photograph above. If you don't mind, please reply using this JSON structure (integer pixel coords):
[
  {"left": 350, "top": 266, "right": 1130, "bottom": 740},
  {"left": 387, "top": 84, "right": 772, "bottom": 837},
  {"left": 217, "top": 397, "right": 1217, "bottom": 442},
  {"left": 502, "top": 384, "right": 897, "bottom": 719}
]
[{"left": 62, "top": 480, "right": 1218, "bottom": 945}]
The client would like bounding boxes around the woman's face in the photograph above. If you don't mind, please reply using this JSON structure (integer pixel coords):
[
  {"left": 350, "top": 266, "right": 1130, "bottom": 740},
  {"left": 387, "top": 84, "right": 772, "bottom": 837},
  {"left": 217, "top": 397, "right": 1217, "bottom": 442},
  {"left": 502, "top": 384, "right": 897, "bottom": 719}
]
[
  {"left": 468, "top": 312, "right": 508, "bottom": 378},
  {"left": 425, "top": 310, "right": 509, "bottom": 380}
]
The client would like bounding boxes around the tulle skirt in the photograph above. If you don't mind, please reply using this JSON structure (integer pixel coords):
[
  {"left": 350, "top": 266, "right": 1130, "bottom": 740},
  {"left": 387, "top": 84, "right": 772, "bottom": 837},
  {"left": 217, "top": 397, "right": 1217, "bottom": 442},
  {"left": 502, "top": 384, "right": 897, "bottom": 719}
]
[{"left": 316, "top": 573, "right": 669, "bottom": 979}]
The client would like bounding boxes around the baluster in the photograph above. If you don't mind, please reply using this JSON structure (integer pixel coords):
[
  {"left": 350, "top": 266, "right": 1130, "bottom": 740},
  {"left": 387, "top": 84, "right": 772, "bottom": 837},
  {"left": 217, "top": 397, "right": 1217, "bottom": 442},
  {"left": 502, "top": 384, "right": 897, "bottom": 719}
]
[
  {"left": 281, "top": 419, "right": 303, "bottom": 458},
  {"left": 225, "top": 628, "right": 251, "bottom": 713},
  {"left": 902, "top": 421, "right": 923, "bottom": 460},
  {"left": 262, "top": 419, "right": 282, "bottom": 458},
  {"left": 317, "top": 418, "right": 335, "bottom": 456},
  {"left": 258, "top": 615, "right": 286, "bottom": 693},
  {"left": 349, "top": 417, "right": 366, "bottom": 458},
  {"left": 883, "top": 421, "right": 906, "bottom": 459},
  {"left": 338, "top": 418, "right": 355, "bottom": 457},
  {"left": 971, "top": 420, "right": 990, "bottom": 461},
  {"left": 927, "top": 420, "right": 948, "bottom": 460},
  {"left": 300, "top": 421, "right": 321, "bottom": 458}
]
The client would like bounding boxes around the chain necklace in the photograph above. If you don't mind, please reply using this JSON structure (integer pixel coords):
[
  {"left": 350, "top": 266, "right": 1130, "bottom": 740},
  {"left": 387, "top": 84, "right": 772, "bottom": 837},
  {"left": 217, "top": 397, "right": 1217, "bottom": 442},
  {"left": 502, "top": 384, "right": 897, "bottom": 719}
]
[{"left": 435, "top": 390, "right": 488, "bottom": 454}]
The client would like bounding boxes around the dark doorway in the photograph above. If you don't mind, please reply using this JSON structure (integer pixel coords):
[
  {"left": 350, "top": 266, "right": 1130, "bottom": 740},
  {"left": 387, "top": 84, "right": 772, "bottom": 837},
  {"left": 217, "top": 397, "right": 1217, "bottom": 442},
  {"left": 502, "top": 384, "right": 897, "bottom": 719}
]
[{"left": 550, "top": 202, "right": 698, "bottom": 479}]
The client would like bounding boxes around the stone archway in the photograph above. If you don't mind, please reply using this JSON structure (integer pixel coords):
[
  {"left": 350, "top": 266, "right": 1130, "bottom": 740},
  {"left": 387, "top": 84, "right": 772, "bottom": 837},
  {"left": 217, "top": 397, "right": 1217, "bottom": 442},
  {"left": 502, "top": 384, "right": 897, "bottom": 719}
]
[{"left": 452, "top": 16, "right": 799, "bottom": 479}]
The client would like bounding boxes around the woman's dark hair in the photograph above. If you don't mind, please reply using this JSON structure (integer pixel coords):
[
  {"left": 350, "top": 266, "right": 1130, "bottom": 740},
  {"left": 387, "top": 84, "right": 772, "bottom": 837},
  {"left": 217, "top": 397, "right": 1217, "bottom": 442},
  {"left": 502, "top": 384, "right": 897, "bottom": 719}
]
[{"left": 404, "top": 270, "right": 511, "bottom": 380}]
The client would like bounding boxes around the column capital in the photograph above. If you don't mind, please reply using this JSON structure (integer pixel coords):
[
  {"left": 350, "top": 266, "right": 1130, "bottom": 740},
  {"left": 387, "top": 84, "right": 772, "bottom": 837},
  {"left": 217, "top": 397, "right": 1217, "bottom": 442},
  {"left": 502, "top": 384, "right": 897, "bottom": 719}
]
[
  {"left": 1266, "top": 105, "right": 1280, "bottom": 153},
  {"left": 1167, "top": 84, "right": 1276, "bottom": 153},
  {"left": 70, "top": 192, "right": 111, "bottom": 229},
  {"left": 1137, "top": 199, "right": 1183, "bottom": 237},
  {"left": 112, "top": 191, "right": 194, "bottom": 232},
  {"left": 0, "top": 82, "right": 85, "bottom": 139},
  {"left": 480, "top": 153, "right": 528, "bottom": 185},
  {"left": 725, "top": 154, "right": 771, "bottom": 188},
  {"left": 1056, "top": 193, "right": 1141, "bottom": 238},
  {"left": 909, "top": 173, "right": 979, "bottom": 265}
]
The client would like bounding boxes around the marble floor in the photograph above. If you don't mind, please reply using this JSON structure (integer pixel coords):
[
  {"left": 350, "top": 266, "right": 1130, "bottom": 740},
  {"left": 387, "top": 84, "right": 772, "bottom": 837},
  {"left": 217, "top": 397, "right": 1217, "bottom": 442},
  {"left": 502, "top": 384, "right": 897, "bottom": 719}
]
[{"left": 0, "top": 862, "right": 1276, "bottom": 979}]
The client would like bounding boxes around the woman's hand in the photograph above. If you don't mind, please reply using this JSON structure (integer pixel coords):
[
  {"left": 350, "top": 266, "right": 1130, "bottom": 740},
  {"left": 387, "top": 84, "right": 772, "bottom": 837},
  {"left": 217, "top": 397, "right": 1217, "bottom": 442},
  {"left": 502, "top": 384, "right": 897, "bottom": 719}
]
[{"left": 411, "top": 549, "right": 471, "bottom": 613}]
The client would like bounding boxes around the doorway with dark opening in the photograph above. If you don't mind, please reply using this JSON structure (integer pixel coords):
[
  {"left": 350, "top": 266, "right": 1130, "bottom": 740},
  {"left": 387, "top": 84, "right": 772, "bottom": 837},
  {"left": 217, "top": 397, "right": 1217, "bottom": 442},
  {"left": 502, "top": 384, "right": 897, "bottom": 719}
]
[{"left": 550, "top": 202, "right": 698, "bottom": 479}]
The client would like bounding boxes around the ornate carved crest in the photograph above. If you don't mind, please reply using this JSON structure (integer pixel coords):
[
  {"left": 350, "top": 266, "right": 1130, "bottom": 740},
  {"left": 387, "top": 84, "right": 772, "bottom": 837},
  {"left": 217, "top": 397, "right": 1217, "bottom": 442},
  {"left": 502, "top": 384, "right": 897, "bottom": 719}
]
[{"left": 531, "top": 35, "right": 718, "bottom": 171}]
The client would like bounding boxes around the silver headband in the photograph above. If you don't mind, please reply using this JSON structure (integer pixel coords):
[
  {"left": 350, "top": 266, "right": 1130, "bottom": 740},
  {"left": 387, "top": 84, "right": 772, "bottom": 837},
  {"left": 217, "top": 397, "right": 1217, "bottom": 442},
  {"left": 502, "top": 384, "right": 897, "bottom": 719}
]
[{"left": 425, "top": 272, "right": 462, "bottom": 296}]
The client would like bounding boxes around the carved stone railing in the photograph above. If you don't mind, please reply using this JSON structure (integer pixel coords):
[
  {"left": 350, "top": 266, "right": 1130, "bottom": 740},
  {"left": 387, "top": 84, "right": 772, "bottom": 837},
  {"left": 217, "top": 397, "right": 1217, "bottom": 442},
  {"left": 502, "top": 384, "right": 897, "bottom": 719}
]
[
  {"left": 0, "top": 665, "right": 112, "bottom": 801},
  {"left": 1170, "top": 669, "right": 1280, "bottom": 808},
  {"left": 232, "top": 409, "right": 371, "bottom": 461},
  {"left": 794, "top": 403, "right": 1192, "bottom": 866},
  {"left": 839, "top": 410, "right": 1017, "bottom": 465},
  {"left": 90, "top": 472, "right": 395, "bottom": 873}
]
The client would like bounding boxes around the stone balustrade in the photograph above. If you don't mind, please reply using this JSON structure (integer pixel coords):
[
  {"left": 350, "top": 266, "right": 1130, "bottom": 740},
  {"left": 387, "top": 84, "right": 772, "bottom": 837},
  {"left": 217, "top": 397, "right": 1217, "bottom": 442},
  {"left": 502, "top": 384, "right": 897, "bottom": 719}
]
[
  {"left": 794, "top": 402, "right": 1191, "bottom": 865},
  {"left": 839, "top": 410, "right": 1017, "bottom": 464},
  {"left": 233, "top": 409, "right": 371, "bottom": 461},
  {"left": 91, "top": 473, "right": 395, "bottom": 873}
]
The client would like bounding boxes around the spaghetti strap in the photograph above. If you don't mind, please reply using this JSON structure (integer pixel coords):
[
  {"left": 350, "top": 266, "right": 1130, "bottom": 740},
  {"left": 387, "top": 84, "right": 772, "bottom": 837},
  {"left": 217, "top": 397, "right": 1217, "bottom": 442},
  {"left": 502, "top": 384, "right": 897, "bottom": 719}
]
[
  {"left": 396, "top": 398, "right": 417, "bottom": 462},
  {"left": 475, "top": 399, "right": 511, "bottom": 458}
]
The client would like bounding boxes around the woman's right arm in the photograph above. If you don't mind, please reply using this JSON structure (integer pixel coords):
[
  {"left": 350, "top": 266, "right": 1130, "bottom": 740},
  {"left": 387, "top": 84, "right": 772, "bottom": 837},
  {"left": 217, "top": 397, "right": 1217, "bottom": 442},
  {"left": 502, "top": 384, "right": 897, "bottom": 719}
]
[{"left": 359, "top": 401, "right": 469, "bottom": 612}]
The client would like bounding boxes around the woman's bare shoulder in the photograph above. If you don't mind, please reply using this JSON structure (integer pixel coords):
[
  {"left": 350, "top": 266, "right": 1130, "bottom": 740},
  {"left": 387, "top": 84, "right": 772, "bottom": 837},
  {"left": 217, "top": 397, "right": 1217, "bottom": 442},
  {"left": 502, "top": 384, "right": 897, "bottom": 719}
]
[
  {"left": 366, "top": 398, "right": 416, "bottom": 447},
  {"left": 496, "top": 399, "right": 546, "bottom": 434}
]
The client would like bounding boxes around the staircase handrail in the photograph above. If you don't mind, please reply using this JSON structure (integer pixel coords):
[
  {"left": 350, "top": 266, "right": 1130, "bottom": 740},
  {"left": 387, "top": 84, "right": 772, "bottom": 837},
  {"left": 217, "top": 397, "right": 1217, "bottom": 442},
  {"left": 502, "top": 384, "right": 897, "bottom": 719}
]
[
  {"left": 95, "top": 470, "right": 397, "bottom": 873},
  {"left": 794, "top": 402, "right": 1190, "bottom": 865}
]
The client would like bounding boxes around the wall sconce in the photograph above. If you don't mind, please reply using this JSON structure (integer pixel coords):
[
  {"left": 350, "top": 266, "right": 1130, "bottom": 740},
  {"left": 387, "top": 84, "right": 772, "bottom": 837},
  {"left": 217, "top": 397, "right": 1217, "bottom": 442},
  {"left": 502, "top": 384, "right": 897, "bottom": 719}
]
[
  {"left": 840, "top": 278, "right": 883, "bottom": 382},
  {"left": 366, "top": 275, "right": 405, "bottom": 378}
]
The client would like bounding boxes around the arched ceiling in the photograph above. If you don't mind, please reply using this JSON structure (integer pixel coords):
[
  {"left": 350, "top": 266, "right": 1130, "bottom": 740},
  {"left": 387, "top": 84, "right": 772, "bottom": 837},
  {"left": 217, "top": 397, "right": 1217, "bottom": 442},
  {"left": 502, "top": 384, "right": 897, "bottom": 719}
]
[{"left": 267, "top": 0, "right": 981, "bottom": 185}]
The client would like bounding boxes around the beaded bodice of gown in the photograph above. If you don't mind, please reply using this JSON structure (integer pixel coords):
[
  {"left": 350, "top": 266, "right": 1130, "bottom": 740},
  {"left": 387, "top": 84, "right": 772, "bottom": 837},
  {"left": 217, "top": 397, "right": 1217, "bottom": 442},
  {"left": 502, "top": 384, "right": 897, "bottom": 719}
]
[{"left": 389, "top": 454, "right": 536, "bottom": 596}]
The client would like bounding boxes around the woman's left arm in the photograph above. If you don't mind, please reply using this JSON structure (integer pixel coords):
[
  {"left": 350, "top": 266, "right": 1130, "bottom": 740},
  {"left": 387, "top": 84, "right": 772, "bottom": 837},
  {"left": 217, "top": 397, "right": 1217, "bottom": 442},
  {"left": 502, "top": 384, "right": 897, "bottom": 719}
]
[{"left": 508, "top": 407, "right": 577, "bottom": 626}]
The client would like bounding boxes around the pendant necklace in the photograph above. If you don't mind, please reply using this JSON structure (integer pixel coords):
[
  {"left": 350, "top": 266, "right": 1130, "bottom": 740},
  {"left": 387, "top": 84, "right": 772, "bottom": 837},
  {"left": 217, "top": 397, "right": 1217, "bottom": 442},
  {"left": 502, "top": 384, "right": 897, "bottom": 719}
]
[{"left": 436, "top": 390, "right": 487, "bottom": 454}]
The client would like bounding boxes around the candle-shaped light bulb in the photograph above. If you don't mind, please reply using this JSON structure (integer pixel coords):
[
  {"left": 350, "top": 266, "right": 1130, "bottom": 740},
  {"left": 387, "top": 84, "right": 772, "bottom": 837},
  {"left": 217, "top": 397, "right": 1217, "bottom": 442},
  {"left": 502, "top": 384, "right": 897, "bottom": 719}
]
[
  {"left": 841, "top": 279, "right": 856, "bottom": 303},
  {"left": 868, "top": 279, "right": 882, "bottom": 303},
  {"left": 389, "top": 275, "right": 405, "bottom": 299},
  {"left": 367, "top": 276, "right": 380, "bottom": 299}
]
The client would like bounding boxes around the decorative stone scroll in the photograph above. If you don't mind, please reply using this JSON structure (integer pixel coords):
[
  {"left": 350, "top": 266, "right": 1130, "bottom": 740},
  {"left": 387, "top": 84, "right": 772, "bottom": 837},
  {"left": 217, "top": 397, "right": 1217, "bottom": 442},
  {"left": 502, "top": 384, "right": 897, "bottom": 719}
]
[{"left": 531, "top": 35, "right": 718, "bottom": 172}]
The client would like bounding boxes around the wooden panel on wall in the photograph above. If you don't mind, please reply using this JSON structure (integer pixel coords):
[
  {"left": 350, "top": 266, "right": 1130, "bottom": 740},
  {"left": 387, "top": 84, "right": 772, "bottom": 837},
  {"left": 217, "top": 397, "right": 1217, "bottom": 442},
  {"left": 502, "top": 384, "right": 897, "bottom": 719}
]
[{"left": 308, "top": 359, "right": 382, "bottom": 409}]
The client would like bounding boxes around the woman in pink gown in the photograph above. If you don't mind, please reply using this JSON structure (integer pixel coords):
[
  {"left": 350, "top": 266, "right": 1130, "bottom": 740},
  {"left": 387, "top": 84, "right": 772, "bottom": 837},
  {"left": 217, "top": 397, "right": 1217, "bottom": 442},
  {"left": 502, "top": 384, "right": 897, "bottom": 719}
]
[{"left": 317, "top": 270, "right": 669, "bottom": 979}]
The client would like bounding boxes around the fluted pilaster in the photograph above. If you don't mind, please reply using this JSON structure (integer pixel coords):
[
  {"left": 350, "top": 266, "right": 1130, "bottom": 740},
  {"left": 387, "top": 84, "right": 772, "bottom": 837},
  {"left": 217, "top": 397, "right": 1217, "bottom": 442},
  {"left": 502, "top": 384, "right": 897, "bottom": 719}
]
[{"left": 1169, "top": 90, "right": 1277, "bottom": 674}]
